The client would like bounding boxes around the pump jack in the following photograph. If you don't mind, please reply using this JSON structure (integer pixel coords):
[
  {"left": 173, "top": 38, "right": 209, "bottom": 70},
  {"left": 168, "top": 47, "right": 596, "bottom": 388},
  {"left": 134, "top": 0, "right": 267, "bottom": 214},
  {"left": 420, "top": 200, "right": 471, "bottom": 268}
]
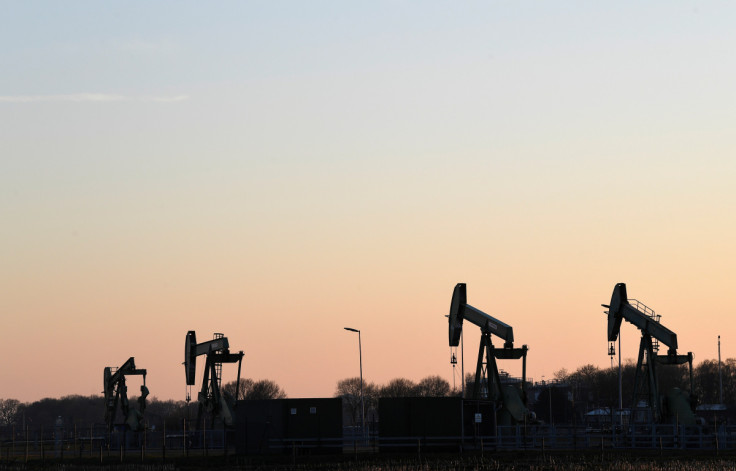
[
  {"left": 448, "top": 283, "right": 529, "bottom": 424},
  {"left": 103, "top": 357, "right": 149, "bottom": 433},
  {"left": 603, "top": 283, "right": 696, "bottom": 424},
  {"left": 184, "top": 331, "right": 244, "bottom": 429}
]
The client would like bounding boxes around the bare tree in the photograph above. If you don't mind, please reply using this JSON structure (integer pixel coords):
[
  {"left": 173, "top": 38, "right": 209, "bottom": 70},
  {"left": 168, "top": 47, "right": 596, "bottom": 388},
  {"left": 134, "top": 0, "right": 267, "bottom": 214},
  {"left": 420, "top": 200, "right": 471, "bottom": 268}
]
[
  {"left": 693, "top": 359, "right": 722, "bottom": 405},
  {"left": 221, "top": 378, "right": 255, "bottom": 400},
  {"left": 415, "top": 375, "right": 451, "bottom": 397},
  {"left": 246, "top": 380, "right": 287, "bottom": 400},
  {"left": 144, "top": 398, "right": 195, "bottom": 429},
  {"left": 335, "top": 377, "right": 378, "bottom": 425},
  {"left": 380, "top": 378, "right": 417, "bottom": 398},
  {"left": 0, "top": 399, "right": 21, "bottom": 426},
  {"left": 463, "top": 372, "right": 475, "bottom": 398},
  {"left": 553, "top": 368, "right": 569, "bottom": 381},
  {"left": 221, "top": 378, "right": 285, "bottom": 400},
  {"left": 725, "top": 359, "right": 736, "bottom": 405}
]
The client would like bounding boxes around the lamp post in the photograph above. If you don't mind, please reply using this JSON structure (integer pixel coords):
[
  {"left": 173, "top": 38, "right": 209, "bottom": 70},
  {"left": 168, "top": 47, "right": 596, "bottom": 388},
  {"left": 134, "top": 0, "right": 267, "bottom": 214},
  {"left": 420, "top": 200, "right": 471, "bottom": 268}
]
[{"left": 344, "top": 327, "right": 364, "bottom": 441}]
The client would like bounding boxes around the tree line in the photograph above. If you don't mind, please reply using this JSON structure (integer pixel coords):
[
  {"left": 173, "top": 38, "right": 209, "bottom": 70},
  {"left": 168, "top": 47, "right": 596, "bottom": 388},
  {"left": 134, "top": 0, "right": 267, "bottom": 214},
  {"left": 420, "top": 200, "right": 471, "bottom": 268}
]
[
  {"left": 331, "top": 359, "right": 736, "bottom": 425},
  {"left": 3, "top": 358, "right": 735, "bottom": 429},
  {"left": 334, "top": 375, "right": 453, "bottom": 425},
  {"left": 0, "top": 378, "right": 286, "bottom": 429},
  {"left": 0, "top": 375, "right": 455, "bottom": 429},
  {"left": 550, "top": 358, "right": 736, "bottom": 410}
]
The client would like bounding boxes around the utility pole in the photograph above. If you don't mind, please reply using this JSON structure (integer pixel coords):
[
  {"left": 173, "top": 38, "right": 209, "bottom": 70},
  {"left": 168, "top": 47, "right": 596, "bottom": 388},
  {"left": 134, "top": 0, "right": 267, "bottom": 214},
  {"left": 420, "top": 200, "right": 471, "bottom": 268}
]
[
  {"left": 719, "top": 335, "right": 723, "bottom": 404},
  {"left": 461, "top": 328, "right": 465, "bottom": 398},
  {"left": 549, "top": 382, "right": 553, "bottom": 426},
  {"left": 618, "top": 334, "right": 622, "bottom": 410}
]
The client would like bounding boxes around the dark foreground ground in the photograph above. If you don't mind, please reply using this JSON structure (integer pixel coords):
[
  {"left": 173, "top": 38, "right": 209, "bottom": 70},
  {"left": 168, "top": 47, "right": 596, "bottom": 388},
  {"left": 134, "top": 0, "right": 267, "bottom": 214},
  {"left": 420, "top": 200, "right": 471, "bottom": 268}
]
[{"left": 2, "top": 451, "right": 736, "bottom": 471}]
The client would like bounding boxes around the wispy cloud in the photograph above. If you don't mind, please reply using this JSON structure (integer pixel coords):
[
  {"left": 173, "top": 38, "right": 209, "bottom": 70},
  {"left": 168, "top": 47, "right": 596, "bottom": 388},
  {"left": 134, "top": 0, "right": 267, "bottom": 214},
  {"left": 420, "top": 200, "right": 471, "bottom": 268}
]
[
  {"left": 0, "top": 94, "right": 189, "bottom": 103},
  {"left": 147, "top": 95, "right": 190, "bottom": 103}
]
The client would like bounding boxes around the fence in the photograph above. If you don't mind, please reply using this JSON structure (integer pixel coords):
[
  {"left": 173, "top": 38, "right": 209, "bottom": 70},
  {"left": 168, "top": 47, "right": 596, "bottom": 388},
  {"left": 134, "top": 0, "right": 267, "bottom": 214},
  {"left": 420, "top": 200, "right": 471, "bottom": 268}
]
[
  {"left": 264, "top": 424, "right": 736, "bottom": 454},
  {"left": 0, "top": 424, "right": 232, "bottom": 463},
  {"left": 3, "top": 423, "right": 736, "bottom": 462},
  {"left": 375, "top": 424, "right": 736, "bottom": 453}
]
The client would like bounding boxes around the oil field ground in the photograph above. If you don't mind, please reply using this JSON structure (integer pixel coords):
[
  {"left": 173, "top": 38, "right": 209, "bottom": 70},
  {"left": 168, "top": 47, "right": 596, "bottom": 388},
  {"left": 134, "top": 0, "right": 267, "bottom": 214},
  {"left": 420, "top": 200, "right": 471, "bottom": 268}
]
[{"left": 3, "top": 450, "right": 736, "bottom": 471}]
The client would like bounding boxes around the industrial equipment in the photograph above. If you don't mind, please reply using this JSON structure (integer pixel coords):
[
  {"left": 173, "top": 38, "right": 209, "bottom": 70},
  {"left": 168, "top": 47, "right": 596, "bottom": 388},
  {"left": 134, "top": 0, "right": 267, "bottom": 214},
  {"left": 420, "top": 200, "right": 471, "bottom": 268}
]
[
  {"left": 184, "top": 331, "right": 244, "bottom": 429},
  {"left": 103, "top": 357, "right": 149, "bottom": 433},
  {"left": 603, "top": 283, "right": 696, "bottom": 424},
  {"left": 448, "top": 283, "right": 529, "bottom": 425}
]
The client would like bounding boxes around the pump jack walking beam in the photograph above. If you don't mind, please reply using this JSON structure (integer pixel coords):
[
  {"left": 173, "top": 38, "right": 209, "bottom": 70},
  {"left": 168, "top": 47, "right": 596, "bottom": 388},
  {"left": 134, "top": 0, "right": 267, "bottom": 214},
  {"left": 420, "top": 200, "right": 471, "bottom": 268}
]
[
  {"left": 604, "top": 283, "right": 679, "bottom": 353},
  {"left": 184, "top": 331, "right": 244, "bottom": 429},
  {"left": 603, "top": 283, "right": 694, "bottom": 422},
  {"left": 449, "top": 283, "right": 528, "bottom": 402},
  {"left": 103, "top": 357, "right": 147, "bottom": 433}
]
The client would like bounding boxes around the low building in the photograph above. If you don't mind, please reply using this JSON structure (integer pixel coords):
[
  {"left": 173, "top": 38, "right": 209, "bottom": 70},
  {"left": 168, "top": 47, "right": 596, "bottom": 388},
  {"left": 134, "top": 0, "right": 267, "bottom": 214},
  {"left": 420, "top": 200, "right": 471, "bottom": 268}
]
[{"left": 235, "top": 398, "right": 342, "bottom": 454}]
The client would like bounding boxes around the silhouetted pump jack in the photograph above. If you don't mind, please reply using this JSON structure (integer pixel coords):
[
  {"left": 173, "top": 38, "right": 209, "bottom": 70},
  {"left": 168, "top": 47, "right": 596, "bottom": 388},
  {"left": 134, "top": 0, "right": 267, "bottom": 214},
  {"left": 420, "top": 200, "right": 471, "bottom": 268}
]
[
  {"left": 184, "top": 331, "right": 244, "bottom": 429},
  {"left": 449, "top": 283, "right": 529, "bottom": 425},
  {"left": 103, "top": 357, "right": 149, "bottom": 433},
  {"left": 603, "top": 283, "right": 696, "bottom": 424}
]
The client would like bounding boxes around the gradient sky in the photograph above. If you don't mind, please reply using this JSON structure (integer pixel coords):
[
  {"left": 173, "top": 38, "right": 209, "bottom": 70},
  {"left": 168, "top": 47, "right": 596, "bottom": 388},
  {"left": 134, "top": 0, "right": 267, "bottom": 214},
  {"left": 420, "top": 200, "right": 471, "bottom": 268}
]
[{"left": 2, "top": 1, "right": 736, "bottom": 403}]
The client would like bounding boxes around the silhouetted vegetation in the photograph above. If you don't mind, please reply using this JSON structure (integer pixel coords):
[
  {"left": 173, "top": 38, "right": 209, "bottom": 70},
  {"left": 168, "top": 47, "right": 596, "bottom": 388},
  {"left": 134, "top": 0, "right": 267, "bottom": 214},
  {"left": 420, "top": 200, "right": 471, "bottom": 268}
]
[
  {"left": 524, "top": 359, "right": 736, "bottom": 425},
  {"left": 221, "top": 378, "right": 287, "bottom": 400},
  {"left": 329, "top": 359, "right": 736, "bottom": 427},
  {"left": 555, "top": 361, "right": 691, "bottom": 408},
  {"left": 379, "top": 378, "right": 419, "bottom": 398},
  {"left": 3, "top": 359, "right": 736, "bottom": 430},
  {"left": 0, "top": 377, "right": 286, "bottom": 430},
  {"left": 0, "top": 398, "right": 21, "bottom": 426},
  {"left": 0, "top": 395, "right": 195, "bottom": 430},
  {"left": 334, "top": 375, "right": 452, "bottom": 425},
  {"left": 334, "top": 377, "right": 379, "bottom": 425},
  {"left": 415, "top": 375, "right": 452, "bottom": 397}
]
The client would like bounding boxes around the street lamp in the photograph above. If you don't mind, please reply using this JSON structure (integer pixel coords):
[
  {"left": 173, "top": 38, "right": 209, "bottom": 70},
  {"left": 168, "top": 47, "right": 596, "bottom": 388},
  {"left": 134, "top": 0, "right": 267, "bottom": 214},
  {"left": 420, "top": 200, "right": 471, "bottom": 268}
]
[{"left": 344, "top": 327, "right": 364, "bottom": 440}]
